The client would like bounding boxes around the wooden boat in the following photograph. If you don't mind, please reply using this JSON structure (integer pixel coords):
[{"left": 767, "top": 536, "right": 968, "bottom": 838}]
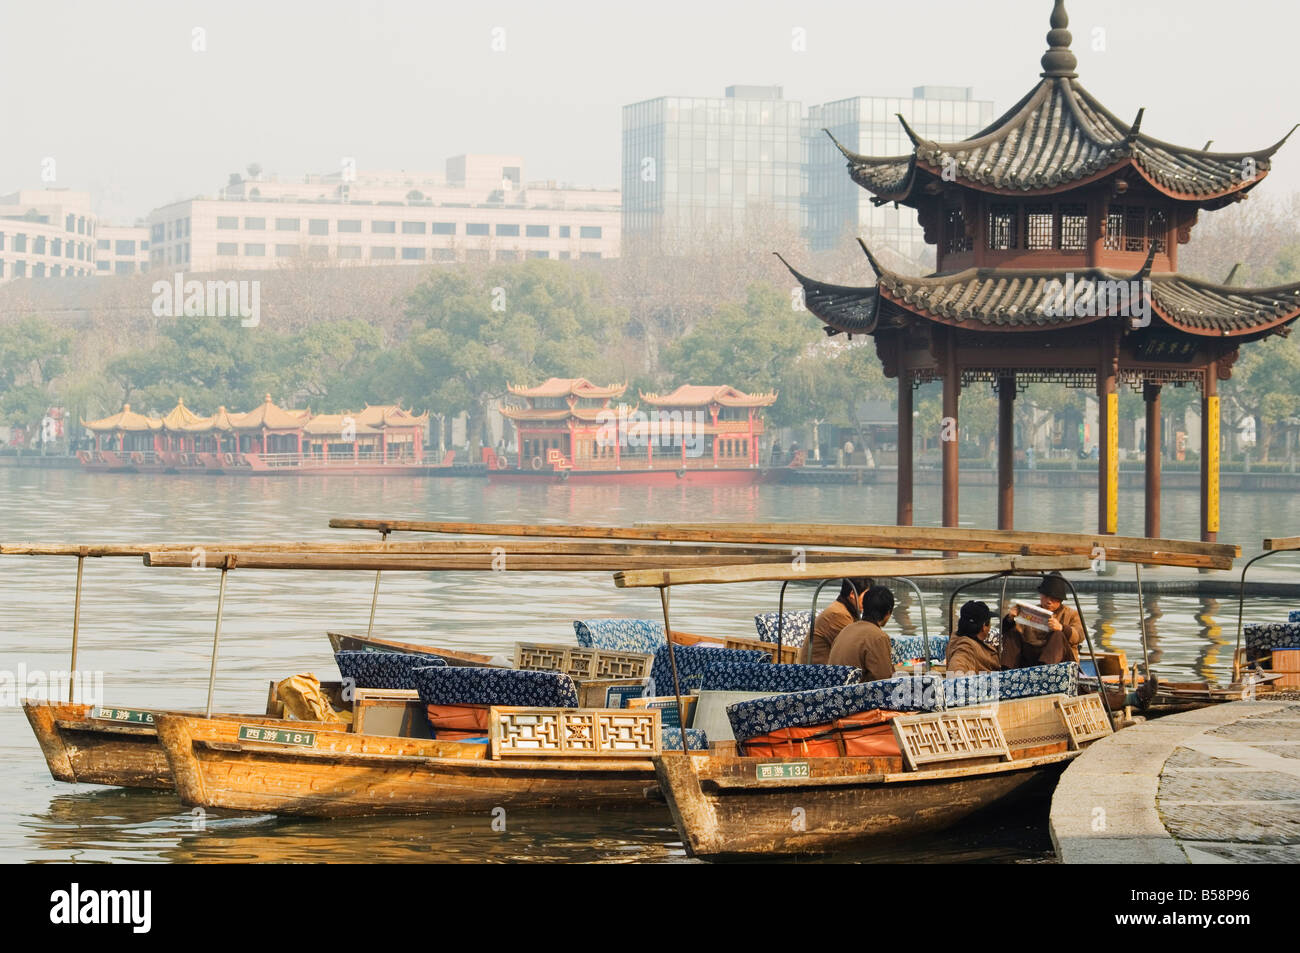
[{"left": 326, "top": 631, "right": 503, "bottom": 668}]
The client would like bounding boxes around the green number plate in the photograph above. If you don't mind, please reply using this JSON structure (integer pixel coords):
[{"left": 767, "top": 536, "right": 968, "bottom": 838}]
[
  {"left": 91, "top": 707, "right": 155, "bottom": 725},
  {"left": 756, "top": 762, "right": 809, "bottom": 780},
  {"left": 238, "top": 725, "right": 317, "bottom": 747}
]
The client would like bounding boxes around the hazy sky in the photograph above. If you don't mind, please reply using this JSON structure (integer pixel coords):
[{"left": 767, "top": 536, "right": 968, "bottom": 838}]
[{"left": 3, "top": 0, "right": 1297, "bottom": 223}]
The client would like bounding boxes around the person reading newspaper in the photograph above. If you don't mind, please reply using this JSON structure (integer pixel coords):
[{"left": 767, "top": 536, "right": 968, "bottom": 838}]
[{"left": 999, "top": 572, "right": 1083, "bottom": 668}]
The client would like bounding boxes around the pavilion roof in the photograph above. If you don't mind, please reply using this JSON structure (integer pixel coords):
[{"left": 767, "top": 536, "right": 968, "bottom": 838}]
[
  {"left": 232, "top": 394, "right": 311, "bottom": 431},
  {"left": 179, "top": 406, "right": 240, "bottom": 432},
  {"left": 301, "top": 414, "right": 382, "bottom": 436},
  {"left": 355, "top": 404, "right": 429, "bottom": 428},
  {"left": 158, "top": 399, "right": 206, "bottom": 431},
  {"left": 830, "top": 1, "right": 1295, "bottom": 208},
  {"left": 81, "top": 403, "right": 160, "bottom": 432},
  {"left": 500, "top": 404, "right": 618, "bottom": 422},
  {"left": 640, "top": 385, "right": 777, "bottom": 408},
  {"left": 506, "top": 378, "right": 626, "bottom": 400}
]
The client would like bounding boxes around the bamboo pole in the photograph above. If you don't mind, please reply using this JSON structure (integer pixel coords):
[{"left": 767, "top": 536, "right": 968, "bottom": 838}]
[
  {"left": 367, "top": 530, "right": 389, "bottom": 637},
  {"left": 2, "top": 540, "right": 865, "bottom": 558},
  {"left": 68, "top": 551, "right": 85, "bottom": 704},
  {"left": 205, "top": 565, "right": 229, "bottom": 719}
]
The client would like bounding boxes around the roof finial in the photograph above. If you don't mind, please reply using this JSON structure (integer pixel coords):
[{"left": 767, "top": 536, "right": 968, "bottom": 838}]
[{"left": 1040, "top": 0, "right": 1078, "bottom": 78}]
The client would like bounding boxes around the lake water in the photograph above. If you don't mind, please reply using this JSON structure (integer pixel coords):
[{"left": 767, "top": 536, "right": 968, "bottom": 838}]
[{"left": 0, "top": 468, "right": 1293, "bottom": 863}]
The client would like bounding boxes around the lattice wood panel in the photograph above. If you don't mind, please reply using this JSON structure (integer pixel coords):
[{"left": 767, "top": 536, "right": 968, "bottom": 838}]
[
  {"left": 489, "top": 707, "right": 660, "bottom": 758},
  {"left": 893, "top": 710, "right": 1011, "bottom": 770},
  {"left": 1056, "top": 695, "right": 1112, "bottom": 749},
  {"left": 514, "top": 642, "right": 652, "bottom": 679},
  {"left": 990, "top": 693, "right": 1071, "bottom": 749}
]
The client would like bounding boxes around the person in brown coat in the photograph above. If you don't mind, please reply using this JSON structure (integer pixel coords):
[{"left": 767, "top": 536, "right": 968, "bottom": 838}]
[
  {"left": 1000, "top": 572, "right": 1084, "bottom": 668},
  {"left": 945, "top": 600, "right": 1002, "bottom": 673},
  {"left": 828, "top": 585, "right": 895, "bottom": 682},
  {"left": 808, "top": 577, "right": 871, "bottom": 664}
]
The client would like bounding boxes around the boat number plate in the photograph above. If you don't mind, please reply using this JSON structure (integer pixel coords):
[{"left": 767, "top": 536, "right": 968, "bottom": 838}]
[
  {"left": 90, "top": 707, "right": 155, "bottom": 724},
  {"left": 238, "top": 725, "right": 317, "bottom": 747},
  {"left": 756, "top": 762, "right": 809, "bottom": 780}
]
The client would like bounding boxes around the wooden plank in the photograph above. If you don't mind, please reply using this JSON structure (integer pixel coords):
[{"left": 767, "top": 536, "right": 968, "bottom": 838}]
[
  {"left": 1, "top": 540, "right": 858, "bottom": 558},
  {"left": 141, "top": 551, "right": 873, "bottom": 571},
  {"left": 326, "top": 519, "right": 1235, "bottom": 568},
  {"left": 1263, "top": 536, "right": 1300, "bottom": 551},
  {"left": 614, "top": 554, "right": 1092, "bottom": 589}
]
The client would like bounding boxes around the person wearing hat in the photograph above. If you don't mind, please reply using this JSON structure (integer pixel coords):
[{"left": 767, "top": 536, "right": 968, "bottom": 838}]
[
  {"left": 808, "top": 577, "right": 872, "bottom": 664},
  {"left": 1000, "top": 572, "right": 1084, "bottom": 668},
  {"left": 828, "top": 585, "right": 895, "bottom": 682},
  {"left": 946, "top": 600, "right": 1002, "bottom": 673}
]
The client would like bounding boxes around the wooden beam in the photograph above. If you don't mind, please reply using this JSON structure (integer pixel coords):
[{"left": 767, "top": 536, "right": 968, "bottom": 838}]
[
  {"left": 1263, "top": 537, "right": 1300, "bottom": 551},
  {"left": 615, "top": 555, "right": 1094, "bottom": 589}
]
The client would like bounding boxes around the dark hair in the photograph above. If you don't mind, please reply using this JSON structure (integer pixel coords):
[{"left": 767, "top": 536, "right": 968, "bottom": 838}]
[
  {"left": 860, "top": 585, "right": 894, "bottom": 624},
  {"left": 836, "top": 577, "right": 872, "bottom": 617},
  {"left": 956, "top": 600, "right": 992, "bottom": 638}
]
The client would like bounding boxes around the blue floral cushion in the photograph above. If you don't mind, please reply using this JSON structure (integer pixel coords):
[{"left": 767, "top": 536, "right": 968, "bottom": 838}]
[
  {"left": 753, "top": 611, "right": 814, "bottom": 648},
  {"left": 335, "top": 651, "right": 446, "bottom": 690},
  {"left": 1289, "top": 611, "right": 1300, "bottom": 623},
  {"left": 661, "top": 726, "right": 709, "bottom": 750},
  {"left": 890, "top": 635, "right": 948, "bottom": 664},
  {"left": 413, "top": 666, "right": 579, "bottom": 708},
  {"left": 1244, "top": 622, "right": 1300, "bottom": 661},
  {"left": 648, "top": 644, "right": 768, "bottom": 696},
  {"left": 699, "top": 663, "right": 860, "bottom": 693},
  {"left": 725, "top": 675, "right": 944, "bottom": 742},
  {"left": 573, "top": 618, "right": 667, "bottom": 655},
  {"left": 943, "top": 662, "right": 1078, "bottom": 708}
]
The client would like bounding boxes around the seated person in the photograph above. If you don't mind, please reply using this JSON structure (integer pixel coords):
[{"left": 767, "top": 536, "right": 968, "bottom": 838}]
[
  {"left": 828, "top": 585, "right": 894, "bottom": 682},
  {"left": 1000, "top": 572, "right": 1084, "bottom": 668},
  {"left": 809, "top": 577, "right": 871, "bottom": 664},
  {"left": 945, "top": 600, "right": 1002, "bottom": 673}
]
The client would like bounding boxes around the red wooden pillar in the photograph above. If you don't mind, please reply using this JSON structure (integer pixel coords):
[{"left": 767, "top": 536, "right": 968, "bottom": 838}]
[
  {"left": 382, "top": 430, "right": 388, "bottom": 464},
  {"left": 997, "top": 373, "right": 1016, "bottom": 530},
  {"left": 1144, "top": 382, "right": 1162, "bottom": 539},
  {"left": 1201, "top": 361, "right": 1219, "bottom": 543},
  {"left": 747, "top": 410, "right": 756, "bottom": 467},
  {"left": 262, "top": 430, "right": 268, "bottom": 455},
  {"left": 941, "top": 333, "right": 959, "bottom": 528},
  {"left": 896, "top": 364, "right": 913, "bottom": 527},
  {"left": 711, "top": 409, "right": 720, "bottom": 467}
]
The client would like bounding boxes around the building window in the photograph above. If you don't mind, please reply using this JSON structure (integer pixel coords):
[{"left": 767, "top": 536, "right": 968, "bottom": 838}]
[
  {"left": 401, "top": 247, "right": 426, "bottom": 260},
  {"left": 244, "top": 243, "right": 266, "bottom": 256},
  {"left": 338, "top": 219, "right": 362, "bottom": 233},
  {"left": 308, "top": 245, "right": 330, "bottom": 258},
  {"left": 528, "top": 250, "right": 549, "bottom": 259},
  {"left": 275, "top": 244, "right": 300, "bottom": 257},
  {"left": 1124, "top": 207, "right": 1146, "bottom": 253},
  {"left": 466, "top": 223, "right": 489, "bottom": 236},
  {"left": 1147, "top": 208, "right": 1168, "bottom": 254},
  {"left": 1104, "top": 207, "right": 1125, "bottom": 251},
  {"left": 115, "top": 262, "right": 134, "bottom": 276},
  {"left": 276, "top": 218, "right": 300, "bottom": 232},
  {"left": 34, "top": 236, "right": 46, "bottom": 254},
  {"left": 580, "top": 251, "right": 601, "bottom": 259},
  {"left": 33, "top": 263, "right": 45, "bottom": 277},
  {"left": 986, "top": 206, "right": 1017, "bottom": 250},
  {"left": 1025, "top": 205, "right": 1054, "bottom": 250},
  {"left": 372, "top": 221, "right": 396, "bottom": 234},
  {"left": 97, "top": 238, "right": 111, "bottom": 250},
  {"left": 559, "top": 226, "right": 571, "bottom": 238},
  {"left": 432, "top": 249, "right": 456, "bottom": 261},
  {"left": 1059, "top": 204, "right": 1088, "bottom": 251},
  {"left": 115, "top": 239, "right": 136, "bottom": 255},
  {"left": 66, "top": 214, "right": 76, "bottom": 232},
  {"left": 96, "top": 261, "right": 109, "bottom": 272},
  {"left": 13, "top": 261, "right": 25, "bottom": 277},
  {"left": 496, "top": 224, "right": 520, "bottom": 237},
  {"left": 216, "top": 242, "right": 238, "bottom": 255},
  {"left": 943, "top": 208, "right": 972, "bottom": 254},
  {"left": 402, "top": 221, "right": 426, "bottom": 234},
  {"left": 308, "top": 219, "right": 330, "bottom": 235},
  {"left": 579, "top": 226, "right": 602, "bottom": 239},
  {"left": 338, "top": 245, "right": 362, "bottom": 259},
  {"left": 432, "top": 222, "right": 455, "bottom": 235},
  {"left": 371, "top": 246, "right": 396, "bottom": 259},
  {"left": 217, "top": 216, "right": 239, "bottom": 229},
  {"left": 525, "top": 224, "right": 549, "bottom": 238},
  {"left": 244, "top": 217, "right": 266, "bottom": 230}
]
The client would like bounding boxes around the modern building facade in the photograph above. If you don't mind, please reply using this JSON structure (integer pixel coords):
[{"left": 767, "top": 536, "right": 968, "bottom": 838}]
[
  {"left": 95, "top": 224, "right": 150, "bottom": 276},
  {"left": 804, "top": 87, "right": 995, "bottom": 264},
  {"left": 0, "top": 190, "right": 99, "bottom": 282},
  {"left": 622, "top": 86, "right": 803, "bottom": 252},
  {"left": 147, "top": 155, "right": 620, "bottom": 273}
]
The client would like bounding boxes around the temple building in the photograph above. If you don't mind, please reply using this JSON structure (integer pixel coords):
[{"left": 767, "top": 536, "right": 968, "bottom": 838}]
[{"left": 782, "top": 0, "right": 1300, "bottom": 541}]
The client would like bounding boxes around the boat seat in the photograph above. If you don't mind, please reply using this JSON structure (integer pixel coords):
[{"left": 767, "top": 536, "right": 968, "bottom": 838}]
[
  {"left": 661, "top": 726, "right": 709, "bottom": 750},
  {"left": 889, "top": 634, "right": 948, "bottom": 664},
  {"left": 1290, "top": 611, "right": 1300, "bottom": 623},
  {"left": 726, "top": 674, "right": 944, "bottom": 742},
  {"left": 697, "top": 662, "right": 859, "bottom": 693},
  {"left": 942, "top": 662, "right": 1079, "bottom": 708},
  {"left": 573, "top": 618, "right": 667, "bottom": 654},
  {"left": 648, "top": 644, "right": 769, "bottom": 696},
  {"left": 753, "top": 611, "right": 813, "bottom": 648},
  {"left": 413, "top": 666, "right": 580, "bottom": 708},
  {"left": 1244, "top": 621, "right": 1300, "bottom": 662},
  {"left": 335, "top": 651, "right": 446, "bottom": 691}
]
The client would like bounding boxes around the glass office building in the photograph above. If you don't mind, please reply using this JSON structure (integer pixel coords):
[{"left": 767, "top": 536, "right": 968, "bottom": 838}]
[
  {"left": 622, "top": 85, "right": 803, "bottom": 252},
  {"left": 805, "top": 86, "right": 995, "bottom": 265}
]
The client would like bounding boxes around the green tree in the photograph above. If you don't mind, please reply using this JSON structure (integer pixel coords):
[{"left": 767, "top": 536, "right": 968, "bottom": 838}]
[{"left": 0, "top": 316, "right": 72, "bottom": 431}]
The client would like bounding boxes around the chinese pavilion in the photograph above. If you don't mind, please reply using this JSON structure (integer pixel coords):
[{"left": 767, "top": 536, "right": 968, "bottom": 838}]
[
  {"left": 496, "top": 377, "right": 777, "bottom": 483},
  {"left": 783, "top": 0, "right": 1300, "bottom": 541}
]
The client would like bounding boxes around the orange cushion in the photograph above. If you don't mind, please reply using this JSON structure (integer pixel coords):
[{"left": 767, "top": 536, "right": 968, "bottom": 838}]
[{"left": 425, "top": 704, "right": 490, "bottom": 732}]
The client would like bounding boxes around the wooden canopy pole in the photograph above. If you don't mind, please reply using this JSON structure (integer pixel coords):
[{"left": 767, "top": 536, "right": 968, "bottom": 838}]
[
  {"left": 1098, "top": 326, "right": 1119, "bottom": 536},
  {"left": 1144, "top": 382, "right": 1162, "bottom": 540},
  {"left": 204, "top": 563, "right": 230, "bottom": 718},
  {"left": 997, "top": 374, "right": 1016, "bottom": 531},
  {"left": 68, "top": 549, "right": 85, "bottom": 703},
  {"left": 367, "top": 530, "right": 389, "bottom": 637},
  {"left": 896, "top": 342, "right": 913, "bottom": 529},
  {"left": 1201, "top": 360, "right": 1220, "bottom": 543},
  {"left": 941, "top": 331, "right": 960, "bottom": 528}
]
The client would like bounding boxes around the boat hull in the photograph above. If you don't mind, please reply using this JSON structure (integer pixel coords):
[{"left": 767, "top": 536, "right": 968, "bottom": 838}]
[
  {"left": 326, "top": 631, "right": 503, "bottom": 667},
  {"left": 654, "top": 751, "right": 1072, "bottom": 859},
  {"left": 487, "top": 467, "right": 769, "bottom": 486},
  {"left": 155, "top": 714, "right": 658, "bottom": 818}
]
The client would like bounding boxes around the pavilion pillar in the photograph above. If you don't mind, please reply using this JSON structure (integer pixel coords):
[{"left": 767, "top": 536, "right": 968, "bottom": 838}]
[
  {"left": 382, "top": 431, "right": 388, "bottom": 464},
  {"left": 997, "top": 373, "right": 1016, "bottom": 530},
  {"left": 896, "top": 342, "right": 913, "bottom": 528},
  {"left": 1144, "top": 382, "right": 1162, "bottom": 539},
  {"left": 941, "top": 334, "right": 959, "bottom": 528},
  {"left": 1201, "top": 361, "right": 1220, "bottom": 543},
  {"left": 1098, "top": 329, "right": 1119, "bottom": 535}
]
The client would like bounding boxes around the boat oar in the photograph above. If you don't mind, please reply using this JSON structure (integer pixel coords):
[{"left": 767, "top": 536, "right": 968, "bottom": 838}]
[
  {"left": 69, "top": 547, "right": 86, "bottom": 703},
  {"left": 367, "top": 530, "right": 389, "bottom": 637},
  {"left": 205, "top": 563, "right": 230, "bottom": 718}
]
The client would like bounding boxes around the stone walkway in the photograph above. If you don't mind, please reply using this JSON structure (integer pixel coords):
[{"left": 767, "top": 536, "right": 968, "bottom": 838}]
[{"left": 1051, "top": 701, "right": 1300, "bottom": 863}]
